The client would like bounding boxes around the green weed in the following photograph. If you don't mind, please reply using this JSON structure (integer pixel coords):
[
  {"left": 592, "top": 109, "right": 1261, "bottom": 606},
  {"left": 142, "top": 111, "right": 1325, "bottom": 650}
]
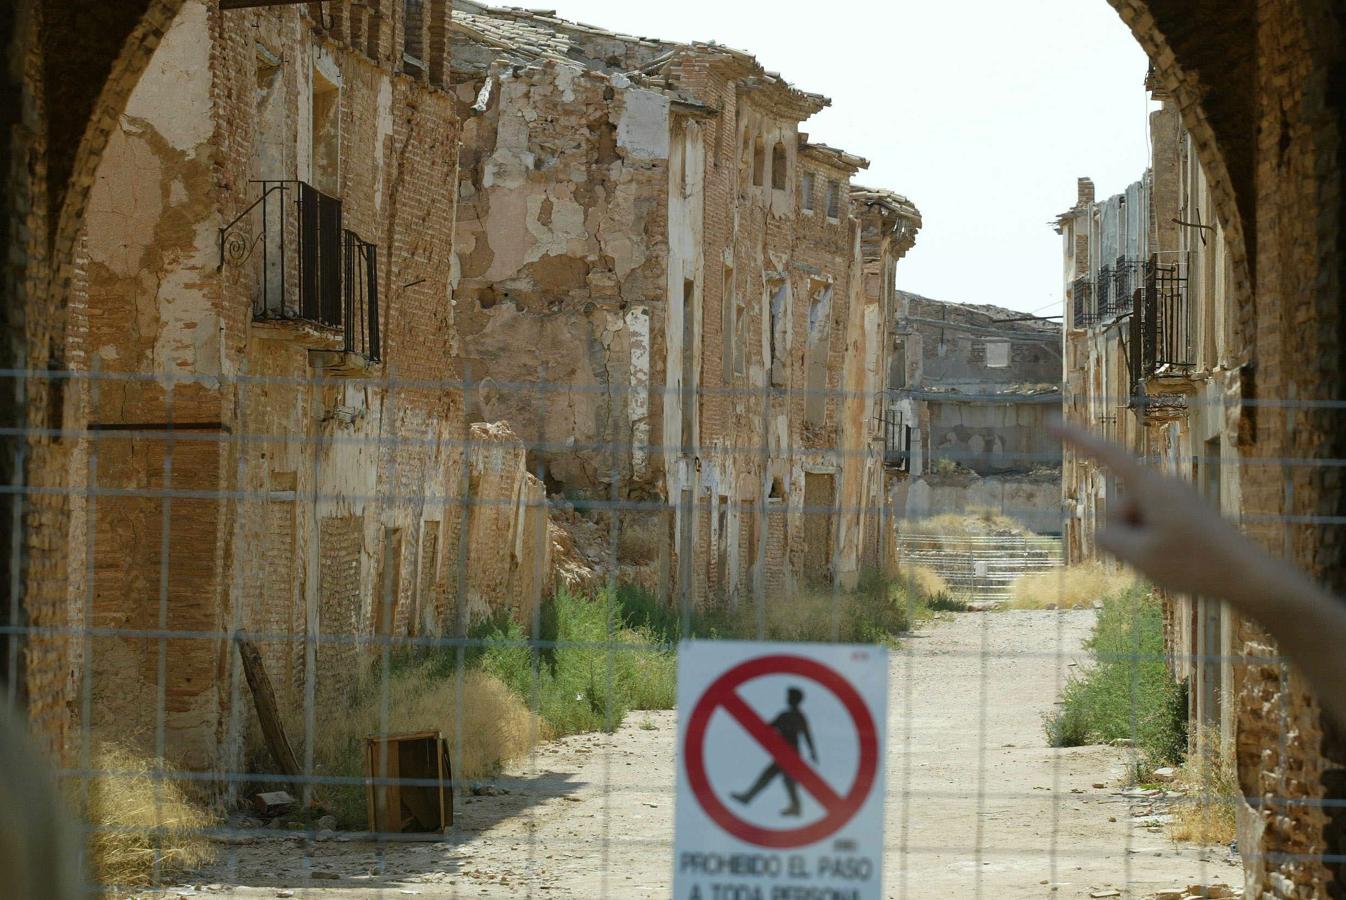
[{"left": 1044, "top": 585, "right": 1188, "bottom": 772}]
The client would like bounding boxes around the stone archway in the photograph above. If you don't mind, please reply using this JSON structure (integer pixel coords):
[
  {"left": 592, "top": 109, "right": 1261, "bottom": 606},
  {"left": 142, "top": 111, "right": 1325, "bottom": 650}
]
[{"left": 1, "top": 0, "right": 188, "bottom": 758}]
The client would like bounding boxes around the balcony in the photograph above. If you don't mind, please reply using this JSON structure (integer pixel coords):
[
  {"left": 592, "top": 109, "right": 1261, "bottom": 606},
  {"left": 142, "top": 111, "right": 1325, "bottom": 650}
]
[
  {"left": 1131, "top": 257, "right": 1194, "bottom": 380},
  {"left": 1104, "top": 258, "right": 1142, "bottom": 319},
  {"left": 220, "top": 180, "right": 380, "bottom": 363},
  {"left": 1071, "top": 277, "right": 1097, "bottom": 328}
]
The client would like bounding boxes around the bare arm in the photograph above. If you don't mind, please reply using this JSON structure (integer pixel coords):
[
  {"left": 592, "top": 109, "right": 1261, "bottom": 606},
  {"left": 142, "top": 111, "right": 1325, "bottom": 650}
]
[{"left": 1057, "top": 423, "right": 1346, "bottom": 730}]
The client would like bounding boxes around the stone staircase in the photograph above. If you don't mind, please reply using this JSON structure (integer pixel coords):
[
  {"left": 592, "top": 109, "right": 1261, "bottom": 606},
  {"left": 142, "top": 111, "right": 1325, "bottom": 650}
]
[{"left": 897, "top": 532, "right": 1064, "bottom": 608}]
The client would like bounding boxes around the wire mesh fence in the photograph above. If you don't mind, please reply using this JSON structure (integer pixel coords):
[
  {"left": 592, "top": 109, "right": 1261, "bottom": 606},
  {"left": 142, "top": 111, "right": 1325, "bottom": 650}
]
[{"left": 2, "top": 367, "right": 1312, "bottom": 900}]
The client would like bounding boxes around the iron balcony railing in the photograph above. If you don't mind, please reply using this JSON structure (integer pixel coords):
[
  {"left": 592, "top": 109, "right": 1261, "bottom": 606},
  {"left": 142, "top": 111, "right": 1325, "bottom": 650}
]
[
  {"left": 1094, "top": 264, "right": 1112, "bottom": 322},
  {"left": 219, "top": 180, "right": 381, "bottom": 361},
  {"left": 1107, "top": 258, "right": 1142, "bottom": 318},
  {"left": 1132, "top": 256, "right": 1193, "bottom": 379},
  {"left": 342, "top": 231, "right": 380, "bottom": 362},
  {"left": 1071, "top": 276, "right": 1096, "bottom": 328}
]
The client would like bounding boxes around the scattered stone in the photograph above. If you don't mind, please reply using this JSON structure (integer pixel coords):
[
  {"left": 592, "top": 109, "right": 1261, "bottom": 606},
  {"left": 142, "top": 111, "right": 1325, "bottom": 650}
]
[
  {"left": 1093, "top": 782, "right": 1107, "bottom": 789},
  {"left": 1153, "top": 766, "right": 1177, "bottom": 783},
  {"left": 317, "top": 815, "right": 338, "bottom": 831},
  {"left": 1091, "top": 891, "right": 1122, "bottom": 898},
  {"left": 275, "top": 892, "right": 295, "bottom": 899}
]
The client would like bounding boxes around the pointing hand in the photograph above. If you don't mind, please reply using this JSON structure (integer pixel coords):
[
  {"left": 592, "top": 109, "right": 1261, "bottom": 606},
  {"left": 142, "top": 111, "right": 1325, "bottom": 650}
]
[{"left": 1052, "top": 422, "right": 1249, "bottom": 601}]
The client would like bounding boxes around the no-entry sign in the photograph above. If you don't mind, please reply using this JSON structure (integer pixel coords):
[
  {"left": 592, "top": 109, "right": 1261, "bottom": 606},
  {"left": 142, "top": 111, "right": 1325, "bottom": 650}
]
[{"left": 673, "top": 641, "right": 888, "bottom": 900}]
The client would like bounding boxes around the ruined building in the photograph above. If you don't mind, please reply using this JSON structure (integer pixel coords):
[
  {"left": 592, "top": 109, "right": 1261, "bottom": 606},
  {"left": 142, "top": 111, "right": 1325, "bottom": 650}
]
[
  {"left": 884, "top": 291, "right": 1063, "bottom": 534},
  {"left": 447, "top": 3, "right": 922, "bottom": 601},
  {"left": 25, "top": 0, "right": 556, "bottom": 781},
  {"left": 0, "top": 0, "right": 922, "bottom": 785},
  {"left": 1058, "top": 79, "right": 1331, "bottom": 893},
  {"left": 1058, "top": 86, "right": 1240, "bottom": 741}
]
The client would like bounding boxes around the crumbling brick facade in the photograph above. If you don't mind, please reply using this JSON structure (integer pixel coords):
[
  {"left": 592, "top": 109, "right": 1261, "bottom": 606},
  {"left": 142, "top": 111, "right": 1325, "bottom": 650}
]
[
  {"left": 55, "top": 0, "right": 490, "bottom": 779},
  {"left": 449, "top": 6, "right": 923, "bottom": 607}
]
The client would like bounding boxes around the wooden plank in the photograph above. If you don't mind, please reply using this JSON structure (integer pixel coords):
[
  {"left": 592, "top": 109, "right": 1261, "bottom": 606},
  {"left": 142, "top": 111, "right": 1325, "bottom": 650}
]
[{"left": 236, "top": 636, "right": 303, "bottom": 794}]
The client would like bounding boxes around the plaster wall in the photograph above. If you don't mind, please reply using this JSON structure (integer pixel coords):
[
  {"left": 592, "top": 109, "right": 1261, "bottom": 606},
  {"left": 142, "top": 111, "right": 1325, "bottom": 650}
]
[{"left": 454, "top": 61, "right": 671, "bottom": 496}]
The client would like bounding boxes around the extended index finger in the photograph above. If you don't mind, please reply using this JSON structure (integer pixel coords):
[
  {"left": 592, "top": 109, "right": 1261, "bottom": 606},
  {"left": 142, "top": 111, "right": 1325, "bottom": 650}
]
[{"left": 1049, "top": 421, "right": 1144, "bottom": 480}]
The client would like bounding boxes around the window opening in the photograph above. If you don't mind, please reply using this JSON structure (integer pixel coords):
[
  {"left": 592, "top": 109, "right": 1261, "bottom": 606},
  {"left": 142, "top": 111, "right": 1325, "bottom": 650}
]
[
  {"left": 311, "top": 66, "right": 341, "bottom": 196},
  {"left": 768, "top": 279, "right": 789, "bottom": 387},
  {"left": 826, "top": 180, "right": 841, "bottom": 219},
  {"left": 771, "top": 142, "right": 787, "bottom": 191},
  {"left": 681, "top": 279, "right": 696, "bottom": 455},
  {"left": 403, "top": 0, "right": 425, "bottom": 70},
  {"left": 804, "top": 282, "right": 834, "bottom": 427}
]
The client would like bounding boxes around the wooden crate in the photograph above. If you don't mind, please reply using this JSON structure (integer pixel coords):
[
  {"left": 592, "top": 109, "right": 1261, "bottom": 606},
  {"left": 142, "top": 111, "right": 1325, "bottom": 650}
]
[{"left": 364, "top": 731, "right": 453, "bottom": 835}]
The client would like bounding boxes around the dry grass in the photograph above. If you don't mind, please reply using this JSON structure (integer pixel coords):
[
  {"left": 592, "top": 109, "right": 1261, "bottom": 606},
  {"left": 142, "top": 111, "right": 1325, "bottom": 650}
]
[
  {"left": 898, "top": 564, "right": 950, "bottom": 599},
  {"left": 1009, "top": 561, "right": 1138, "bottom": 610},
  {"left": 316, "top": 667, "right": 541, "bottom": 825},
  {"left": 85, "top": 744, "right": 216, "bottom": 891},
  {"left": 901, "top": 508, "right": 1034, "bottom": 541},
  {"left": 1170, "top": 732, "right": 1239, "bottom": 845}
]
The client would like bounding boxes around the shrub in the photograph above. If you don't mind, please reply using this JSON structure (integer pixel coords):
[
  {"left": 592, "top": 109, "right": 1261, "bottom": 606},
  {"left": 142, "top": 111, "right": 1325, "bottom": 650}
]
[
  {"left": 1044, "top": 586, "right": 1188, "bottom": 772},
  {"left": 1170, "top": 731, "right": 1239, "bottom": 845},
  {"left": 315, "top": 667, "right": 540, "bottom": 826},
  {"left": 615, "top": 582, "right": 682, "bottom": 647},
  {"left": 924, "top": 592, "right": 972, "bottom": 613},
  {"left": 899, "top": 564, "right": 950, "bottom": 599},
  {"left": 693, "top": 570, "right": 930, "bottom": 645},
  {"left": 85, "top": 744, "right": 216, "bottom": 890},
  {"left": 1010, "top": 561, "right": 1138, "bottom": 610},
  {"left": 1042, "top": 700, "right": 1092, "bottom": 748},
  {"left": 900, "top": 509, "right": 1032, "bottom": 544},
  {"left": 471, "top": 588, "right": 678, "bottom": 738}
]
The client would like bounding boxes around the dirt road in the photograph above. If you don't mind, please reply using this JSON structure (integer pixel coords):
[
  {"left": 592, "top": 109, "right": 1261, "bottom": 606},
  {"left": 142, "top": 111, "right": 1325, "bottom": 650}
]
[{"left": 183, "top": 611, "right": 1240, "bottom": 899}]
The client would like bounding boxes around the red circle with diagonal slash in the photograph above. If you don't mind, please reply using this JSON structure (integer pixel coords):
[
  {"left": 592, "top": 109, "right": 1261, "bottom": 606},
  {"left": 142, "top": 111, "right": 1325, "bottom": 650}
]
[{"left": 684, "top": 654, "right": 878, "bottom": 848}]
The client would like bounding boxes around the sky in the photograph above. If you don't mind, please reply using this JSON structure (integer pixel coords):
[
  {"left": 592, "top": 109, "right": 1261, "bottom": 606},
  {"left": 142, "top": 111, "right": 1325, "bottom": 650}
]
[{"left": 535, "top": 0, "right": 1155, "bottom": 315}]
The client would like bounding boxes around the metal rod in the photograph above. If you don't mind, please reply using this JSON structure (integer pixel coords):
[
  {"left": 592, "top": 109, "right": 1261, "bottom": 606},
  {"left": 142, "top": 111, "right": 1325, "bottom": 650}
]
[{"left": 261, "top": 181, "right": 269, "bottom": 315}]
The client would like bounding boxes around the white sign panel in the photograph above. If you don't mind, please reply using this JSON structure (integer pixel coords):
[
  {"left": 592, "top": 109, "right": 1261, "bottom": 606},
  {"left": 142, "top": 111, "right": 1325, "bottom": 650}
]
[{"left": 673, "top": 641, "right": 889, "bottom": 900}]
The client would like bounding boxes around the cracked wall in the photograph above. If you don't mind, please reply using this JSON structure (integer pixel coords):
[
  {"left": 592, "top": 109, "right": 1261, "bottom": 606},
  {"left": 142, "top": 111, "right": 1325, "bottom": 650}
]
[{"left": 454, "top": 60, "right": 671, "bottom": 497}]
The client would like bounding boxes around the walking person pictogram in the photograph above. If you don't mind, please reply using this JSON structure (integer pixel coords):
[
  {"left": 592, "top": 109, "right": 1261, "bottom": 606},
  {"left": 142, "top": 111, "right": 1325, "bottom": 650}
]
[{"left": 731, "top": 686, "right": 817, "bottom": 817}]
